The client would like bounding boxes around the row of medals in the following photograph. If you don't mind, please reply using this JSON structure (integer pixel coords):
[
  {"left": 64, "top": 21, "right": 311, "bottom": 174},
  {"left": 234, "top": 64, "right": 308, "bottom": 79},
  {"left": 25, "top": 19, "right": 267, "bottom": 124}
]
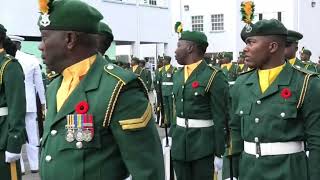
[{"left": 65, "top": 128, "right": 93, "bottom": 142}]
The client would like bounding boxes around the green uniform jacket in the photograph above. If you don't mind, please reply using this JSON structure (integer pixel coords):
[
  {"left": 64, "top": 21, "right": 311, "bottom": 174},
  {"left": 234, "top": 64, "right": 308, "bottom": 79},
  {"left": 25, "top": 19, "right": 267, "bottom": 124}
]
[
  {"left": 221, "top": 63, "right": 241, "bottom": 82},
  {"left": 160, "top": 65, "right": 175, "bottom": 96},
  {"left": 40, "top": 55, "right": 164, "bottom": 180},
  {"left": 130, "top": 66, "right": 150, "bottom": 91},
  {"left": 0, "top": 52, "right": 26, "bottom": 153},
  {"left": 171, "top": 60, "right": 229, "bottom": 161},
  {"left": 223, "top": 63, "right": 320, "bottom": 180},
  {"left": 301, "top": 60, "right": 320, "bottom": 73},
  {"left": 145, "top": 69, "right": 152, "bottom": 91}
]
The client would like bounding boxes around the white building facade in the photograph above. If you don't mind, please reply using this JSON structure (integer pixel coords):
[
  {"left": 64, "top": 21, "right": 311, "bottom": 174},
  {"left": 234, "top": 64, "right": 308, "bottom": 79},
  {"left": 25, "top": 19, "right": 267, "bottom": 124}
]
[
  {"left": 168, "top": 0, "right": 320, "bottom": 63},
  {"left": 0, "top": 0, "right": 172, "bottom": 63}
]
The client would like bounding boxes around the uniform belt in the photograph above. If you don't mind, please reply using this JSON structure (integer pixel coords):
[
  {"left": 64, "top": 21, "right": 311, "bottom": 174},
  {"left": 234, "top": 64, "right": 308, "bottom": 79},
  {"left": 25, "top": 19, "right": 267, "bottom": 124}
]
[
  {"left": 162, "top": 82, "right": 173, "bottom": 86},
  {"left": 0, "top": 107, "right": 8, "bottom": 116},
  {"left": 176, "top": 117, "right": 214, "bottom": 128},
  {"left": 244, "top": 141, "right": 304, "bottom": 157}
]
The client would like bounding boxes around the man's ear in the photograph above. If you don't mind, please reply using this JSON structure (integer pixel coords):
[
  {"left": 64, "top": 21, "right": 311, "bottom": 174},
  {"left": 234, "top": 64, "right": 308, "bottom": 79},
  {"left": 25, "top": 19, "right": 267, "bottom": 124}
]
[
  {"left": 187, "top": 43, "right": 194, "bottom": 54},
  {"left": 269, "top": 41, "right": 279, "bottom": 54},
  {"left": 66, "top": 31, "right": 78, "bottom": 50}
]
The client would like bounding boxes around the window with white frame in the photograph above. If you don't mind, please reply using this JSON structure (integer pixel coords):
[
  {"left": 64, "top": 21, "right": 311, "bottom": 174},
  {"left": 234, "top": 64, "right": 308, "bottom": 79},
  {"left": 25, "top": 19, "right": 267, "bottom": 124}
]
[
  {"left": 191, "top": 16, "right": 204, "bottom": 32},
  {"left": 211, "top": 14, "right": 224, "bottom": 31},
  {"left": 149, "top": 0, "right": 156, "bottom": 5}
]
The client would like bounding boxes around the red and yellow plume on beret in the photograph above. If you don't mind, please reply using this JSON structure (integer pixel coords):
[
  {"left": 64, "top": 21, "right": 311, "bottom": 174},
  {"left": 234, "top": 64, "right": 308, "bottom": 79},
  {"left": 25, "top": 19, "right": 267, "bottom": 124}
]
[
  {"left": 39, "top": 0, "right": 49, "bottom": 14},
  {"left": 38, "top": 0, "right": 52, "bottom": 27},
  {"left": 240, "top": 1, "right": 255, "bottom": 32}
]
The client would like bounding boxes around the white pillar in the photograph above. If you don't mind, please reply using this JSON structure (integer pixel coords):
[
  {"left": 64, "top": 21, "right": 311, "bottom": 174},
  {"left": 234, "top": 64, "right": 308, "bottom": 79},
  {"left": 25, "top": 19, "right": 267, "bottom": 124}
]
[
  {"left": 134, "top": 0, "right": 141, "bottom": 58},
  {"left": 232, "top": 0, "right": 243, "bottom": 61}
]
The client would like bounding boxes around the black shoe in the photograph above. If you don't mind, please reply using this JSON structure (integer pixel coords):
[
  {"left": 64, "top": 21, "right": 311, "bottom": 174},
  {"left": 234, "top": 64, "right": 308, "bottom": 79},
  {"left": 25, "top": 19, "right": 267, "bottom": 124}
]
[
  {"left": 31, "top": 170, "right": 39, "bottom": 173},
  {"left": 21, "top": 172, "right": 25, "bottom": 176}
]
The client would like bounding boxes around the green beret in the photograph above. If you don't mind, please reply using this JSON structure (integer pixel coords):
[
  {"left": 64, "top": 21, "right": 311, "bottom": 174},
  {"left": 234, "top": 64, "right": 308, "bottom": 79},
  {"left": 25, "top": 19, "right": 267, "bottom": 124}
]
[
  {"left": 241, "top": 19, "right": 287, "bottom": 42},
  {"left": 131, "top": 57, "right": 140, "bottom": 63},
  {"left": 287, "top": 30, "right": 303, "bottom": 43},
  {"left": 302, "top": 49, "right": 312, "bottom": 56},
  {"left": 179, "top": 31, "right": 208, "bottom": 47},
  {"left": 0, "top": 24, "right": 6, "bottom": 34},
  {"left": 38, "top": 0, "right": 103, "bottom": 33},
  {"left": 164, "top": 56, "right": 171, "bottom": 61},
  {"left": 98, "top": 22, "right": 114, "bottom": 41},
  {"left": 223, "top": 52, "right": 233, "bottom": 60}
]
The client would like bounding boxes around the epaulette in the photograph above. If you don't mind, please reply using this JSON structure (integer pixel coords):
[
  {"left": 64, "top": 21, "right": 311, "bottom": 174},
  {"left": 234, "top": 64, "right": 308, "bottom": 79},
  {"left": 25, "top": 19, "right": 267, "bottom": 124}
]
[
  {"left": 0, "top": 54, "right": 14, "bottom": 84},
  {"left": 207, "top": 64, "right": 221, "bottom": 71},
  {"left": 239, "top": 68, "right": 255, "bottom": 75},
  {"left": 48, "top": 73, "right": 60, "bottom": 80},
  {"left": 205, "top": 65, "right": 219, "bottom": 92},
  {"left": 103, "top": 63, "right": 136, "bottom": 85},
  {"left": 292, "top": 65, "right": 318, "bottom": 75}
]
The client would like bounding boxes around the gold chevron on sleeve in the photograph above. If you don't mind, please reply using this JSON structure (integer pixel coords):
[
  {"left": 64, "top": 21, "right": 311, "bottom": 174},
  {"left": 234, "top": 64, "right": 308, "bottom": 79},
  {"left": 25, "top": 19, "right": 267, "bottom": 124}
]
[{"left": 119, "top": 103, "right": 152, "bottom": 130}]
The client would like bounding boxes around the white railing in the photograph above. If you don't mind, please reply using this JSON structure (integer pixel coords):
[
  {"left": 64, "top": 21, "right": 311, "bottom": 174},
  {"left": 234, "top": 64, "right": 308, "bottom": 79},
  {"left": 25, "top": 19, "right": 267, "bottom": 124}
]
[{"left": 103, "top": 0, "right": 169, "bottom": 8}]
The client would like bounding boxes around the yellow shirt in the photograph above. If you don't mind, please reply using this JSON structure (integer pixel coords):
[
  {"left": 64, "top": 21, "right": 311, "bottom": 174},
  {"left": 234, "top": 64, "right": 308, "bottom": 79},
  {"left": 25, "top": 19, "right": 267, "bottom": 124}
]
[
  {"left": 132, "top": 65, "right": 138, "bottom": 73},
  {"left": 0, "top": 48, "right": 4, "bottom": 53},
  {"left": 165, "top": 64, "right": 171, "bottom": 72},
  {"left": 289, "top": 58, "right": 296, "bottom": 65},
  {"left": 258, "top": 63, "right": 285, "bottom": 93},
  {"left": 184, "top": 60, "right": 202, "bottom": 82},
  {"left": 56, "top": 55, "right": 96, "bottom": 111},
  {"left": 239, "top": 64, "right": 244, "bottom": 69},
  {"left": 221, "top": 63, "right": 233, "bottom": 70}
]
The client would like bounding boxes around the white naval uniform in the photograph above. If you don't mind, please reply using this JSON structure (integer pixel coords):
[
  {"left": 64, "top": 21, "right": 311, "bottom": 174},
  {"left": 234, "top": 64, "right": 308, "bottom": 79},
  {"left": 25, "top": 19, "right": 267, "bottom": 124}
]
[{"left": 16, "top": 50, "right": 46, "bottom": 172}]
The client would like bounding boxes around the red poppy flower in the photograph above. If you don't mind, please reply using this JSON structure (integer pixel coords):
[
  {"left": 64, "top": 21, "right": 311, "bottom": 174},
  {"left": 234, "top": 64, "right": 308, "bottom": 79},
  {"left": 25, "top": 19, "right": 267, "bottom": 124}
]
[
  {"left": 192, "top": 81, "right": 199, "bottom": 88},
  {"left": 75, "top": 101, "right": 89, "bottom": 114},
  {"left": 281, "top": 88, "right": 292, "bottom": 99}
]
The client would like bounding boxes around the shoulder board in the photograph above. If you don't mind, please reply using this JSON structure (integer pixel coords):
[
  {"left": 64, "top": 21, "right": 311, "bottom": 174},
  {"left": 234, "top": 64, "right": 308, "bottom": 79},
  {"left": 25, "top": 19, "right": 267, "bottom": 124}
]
[
  {"left": 239, "top": 68, "right": 255, "bottom": 75},
  {"left": 292, "top": 64, "right": 318, "bottom": 75},
  {"left": 0, "top": 54, "right": 16, "bottom": 84},
  {"left": 104, "top": 63, "right": 137, "bottom": 85},
  {"left": 4, "top": 54, "right": 14, "bottom": 61},
  {"left": 48, "top": 73, "right": 60, "bottom": 79},
  {"left": 207, "top": 64, "right": 221, "bottom": 71}
]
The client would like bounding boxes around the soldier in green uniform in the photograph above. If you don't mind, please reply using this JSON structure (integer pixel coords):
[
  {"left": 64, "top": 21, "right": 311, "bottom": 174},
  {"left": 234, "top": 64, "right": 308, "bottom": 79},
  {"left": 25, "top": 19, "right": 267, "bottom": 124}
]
[
  {"left": 223, "top": 19, "right": 320, "bottom": 180},
  {"left": 159, "top": 56, "right": 175, "bottom": 127},
  {"left": 96, "top": 21, "right": 114, "bottom": 63},
  {"left": 0, "top": 24, "right": 26, "bottom": 180},
  {"left": 172, "top": 30, "right": 229, "bottom": 180},
  {"left": 37, "top": 1, "right": 164, "bottom": 180},
  {"left": 153, "top": 57, "right": 164, "bottom": 123},
  {"left": 300, "top": 49, "right": 319, "bottom": 72},
  {"left": 139, "top": 59, "right": 152, "bottom": 91},
  {"left": 285, "top": 30, "right": 305, "bottom": 68},
  {"left": 221, "top": 52, "right": 240, "bottom": 83},
  {"left": 130, "top": 57, "right": 149, "bottom": 89}
]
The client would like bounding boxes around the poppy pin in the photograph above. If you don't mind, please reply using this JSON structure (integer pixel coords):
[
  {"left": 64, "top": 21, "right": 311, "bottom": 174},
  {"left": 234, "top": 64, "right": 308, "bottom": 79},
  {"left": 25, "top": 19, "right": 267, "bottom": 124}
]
[
  {"left": 192, "top": 81, "right": 199, "bottom": 89},
  {"left": 281, "top": 88, "right": 292, "bottom": 99},
  {"left": 75, "top": 101, "right": 89, "bottom": 114}
]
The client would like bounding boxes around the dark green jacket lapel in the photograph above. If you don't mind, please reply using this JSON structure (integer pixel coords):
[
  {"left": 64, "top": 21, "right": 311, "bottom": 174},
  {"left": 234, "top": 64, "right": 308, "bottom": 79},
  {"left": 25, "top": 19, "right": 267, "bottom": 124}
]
[
  {"left": 244, "top": 70, "right": 261, "bottom": 97},
  {"left": 185, "top": 60, "right": 207, "bottom": 85},
  {"left": 259, "top": 63, "right": 292, "bottom": 99},
  {"left": 46, "top": 75, "right": 62, "bottom": 123},
  {"left": 244, "top": 63, "right": 293, "bottom": 99},
  {"left": 51, "top": 54, "right": 104, "bottom": 127}
]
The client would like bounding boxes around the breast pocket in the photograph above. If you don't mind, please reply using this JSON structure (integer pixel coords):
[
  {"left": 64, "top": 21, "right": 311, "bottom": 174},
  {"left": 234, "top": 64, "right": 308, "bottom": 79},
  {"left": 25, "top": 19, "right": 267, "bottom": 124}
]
[
  {"left": 193, "top": 85, "right": 206, "bottom": 97},
  {"left": 235, "top": 103, "right": 252, "bottom": 117},
  {"left": 278, "top": 103, "right": 297, "bottom": 120}
]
